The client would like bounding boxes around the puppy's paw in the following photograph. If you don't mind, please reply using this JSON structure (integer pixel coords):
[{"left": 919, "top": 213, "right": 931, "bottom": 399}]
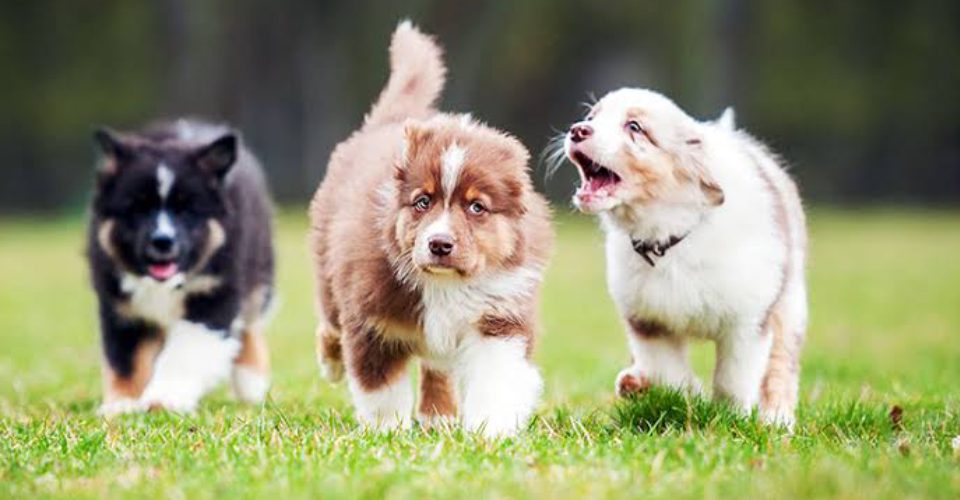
[
  {"left": 615, "top": 368, "right": 650, "bottom": 398},
  {"left": 319, "top": 355, "right": 344, "bottom": 383},
  {"left": 98, "top": 398, "right": 147, "bottom": 417},
  {"left": 231, "top": 366, "right": 270, "bottom": 404},
  {"left": 760, "top": 407, "right": 796, "bottom": 431},
  {"left": 463, "top": 413, "right": 523, "bottom": 439},
  {"left": 417, "top": 413, "right": 457, "bottom": 432},
  {"left": 140, "top": 384, "right": 200, "bottom": 414}
]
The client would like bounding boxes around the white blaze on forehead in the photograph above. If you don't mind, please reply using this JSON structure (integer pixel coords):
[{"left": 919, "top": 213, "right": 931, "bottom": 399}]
[
  {"left": 423, "top": 211, "right": 451, "bottom": 239},
  {"left": 157, "top": 164, "right": 175, "bottom": 200},
  {"left": 440, "top": 143, "right": 466, "bottom": 202},
  {"left": 155, "top": 210, "right": 176, "bottom": 237}
]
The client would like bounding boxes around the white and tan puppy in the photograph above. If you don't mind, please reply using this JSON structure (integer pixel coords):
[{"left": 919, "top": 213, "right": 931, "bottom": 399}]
[{"left": 561, "top": 88, "right": 807, "bottom": 427}]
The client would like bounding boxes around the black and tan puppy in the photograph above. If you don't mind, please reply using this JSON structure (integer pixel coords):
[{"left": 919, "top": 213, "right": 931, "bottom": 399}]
[{"left": 88, "top": 120, "right": 275, "bottom": 415}]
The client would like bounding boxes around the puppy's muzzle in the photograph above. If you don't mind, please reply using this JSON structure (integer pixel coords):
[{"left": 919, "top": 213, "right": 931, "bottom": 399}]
[{"left": 428, "top": 234, "right": 454, "bottom": 257}]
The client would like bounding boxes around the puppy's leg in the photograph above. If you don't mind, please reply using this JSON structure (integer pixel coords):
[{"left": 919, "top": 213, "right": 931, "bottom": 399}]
[
  {"left": 316, "top": 322, "right": 344, "bottom": 382},
  {"left": 100, "top": 336, "right": 162, "bottom": 416},
  {"left": 97, "top": 304, "right": 162, "bottom": 416},
  {"left": 457, "top": 337, "right": 542, "bottom": 438},
  {"left": 615, "top": 320, "right": 701, "bottom": 397},
  {"left": 343, "top": 327, "right": 414, "bottom": 429},
  {"left": 140, "top": 321, "right": 240, "bottom": 413},
  {"left": 231, "top": 329, "right": 271, "bottom": 404},
  {"left": 713, "top": 325, "right": 773, "bottom": 415},
  {"left": 418, "top": 364, "right": 457, "bottom": 429},
  {"left": 759, "top": 296, "right": 805, "bottom": 429}
]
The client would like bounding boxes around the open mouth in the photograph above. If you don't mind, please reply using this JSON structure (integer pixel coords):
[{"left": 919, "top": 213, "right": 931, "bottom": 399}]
[
  {"left": 572, "top": 151, "right": 622, "bottom": 196},
  {"left": 147, "top": 261, "right": 180, "bottom": 281}
]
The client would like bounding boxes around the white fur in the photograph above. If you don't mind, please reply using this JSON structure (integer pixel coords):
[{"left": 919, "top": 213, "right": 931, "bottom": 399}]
[
  {"left": 455, "top": 336, "right": 542, "bottom": 438},
  {"left": 119, "top": 273, "right": 220, "bottom": 327},
  {"left": 573, "top": 88, "right": 806, "bottom": 416},
  {"left": 440, "top": 143, "right": 465, "bottom": 201},
  {"left": 415, "top": 211, "right": 452, "bottom": 267},
  {"left": 156, "top": 164, "right": 175, "bottom": 200},
  {"left": 155, "top": 211, "right": 176, "bottom": 238},
  {"left": 98, "top": 398, "right": 145, "bottom": 417},
  {"left": 347, "top": 366, "right": 414, "bottom": 430},
  {"left": 139, "top": 321, "right": 241, "bottom": 412},
  {"left": 617, "top": 334, "right": 702, "bottom": 396},
  {"left": 357, "top": 266, "right": 544, "bottom": 436},
  {"left": 231, "top": 365, "right": 270, "bottom": 404}
]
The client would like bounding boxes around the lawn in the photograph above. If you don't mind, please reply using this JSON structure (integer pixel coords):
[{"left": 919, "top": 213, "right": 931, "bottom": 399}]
[{"left": 1, "top": 209, "right": 958, "bottom": 498}]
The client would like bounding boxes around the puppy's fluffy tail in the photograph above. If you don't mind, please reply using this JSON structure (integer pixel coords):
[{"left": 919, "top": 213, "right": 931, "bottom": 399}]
[{"left": 364, "top": 20, "right": 446, "bottom": 128}]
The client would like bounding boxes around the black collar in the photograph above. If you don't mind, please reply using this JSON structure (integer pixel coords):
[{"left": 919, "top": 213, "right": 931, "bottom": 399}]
[{"left": 631, "top": 234, "right": 686, "bottom": 267}]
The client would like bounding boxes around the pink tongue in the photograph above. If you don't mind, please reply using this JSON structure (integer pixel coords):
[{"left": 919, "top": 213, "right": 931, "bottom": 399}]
[{"left": 148, "top": 263, "right": 179, "bottom": 281}]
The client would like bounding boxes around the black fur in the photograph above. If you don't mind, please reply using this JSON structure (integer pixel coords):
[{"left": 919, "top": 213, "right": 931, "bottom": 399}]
[{"left": 87, "top": 120, "right": 274, "bottom": 380}]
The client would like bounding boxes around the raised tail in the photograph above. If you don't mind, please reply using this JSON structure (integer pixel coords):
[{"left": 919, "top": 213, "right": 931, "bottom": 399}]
[{"left": 364, "top": 20, "right": 447, "bottom": 128}]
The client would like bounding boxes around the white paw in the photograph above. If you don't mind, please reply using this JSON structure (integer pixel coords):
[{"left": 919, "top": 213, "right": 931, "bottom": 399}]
[
  {"left": 139, "top": 382, "right": 200, "bottom": 414},
  {"left": 98, "top": 398, "right": 146, "bottom": 417},
  {"left": 463, "top": 413, "right": 525, "bottom": 438},
  {"left": 231, "top": 366, "right": 270, "bottom": 404},
  {"left": 760, "top": 407, "right": 796, "bottom": 431},
  {"left": 615, "top": 367, "right": 650, "bottom": 398},
  {"left": 358, "top": 412, "right": 412, "bottom": 432}
]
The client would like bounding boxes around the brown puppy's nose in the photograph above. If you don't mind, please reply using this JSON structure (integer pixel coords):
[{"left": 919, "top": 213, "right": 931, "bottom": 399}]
[
  {"left": 428, "top": 234, "right": 454, "bottom": 257},
  {"left": 569, "top": 123, "right": 594, "bottom": 143}
]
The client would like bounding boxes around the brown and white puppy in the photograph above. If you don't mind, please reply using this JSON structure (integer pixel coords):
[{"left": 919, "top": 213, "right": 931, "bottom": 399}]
[
  {"left": 310, "top": 22, "right": 553, "bottom": 437},
  {"left": 561, "top": 89, "right": 807, "bottom": 427}
]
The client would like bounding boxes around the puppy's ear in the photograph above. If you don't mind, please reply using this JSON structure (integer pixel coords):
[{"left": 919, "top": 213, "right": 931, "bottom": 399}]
[
  {"left": 194, "top": 133, "right": 238, "bottom": 179},
  {"left": 93, "top": 127, "right": 133, "bottom": 175},
  {"left": 402, "top": 121, "right": 433, "bottom": 161},
  {"left": 678, "top": 133, "right": 724, "bottom": 207}
]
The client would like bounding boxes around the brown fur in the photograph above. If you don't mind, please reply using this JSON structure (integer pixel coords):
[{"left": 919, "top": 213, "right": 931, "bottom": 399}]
[
  {"left": 628, "top": 317, "right": 670, "bottom": 339},
  {"left": 235, "top": 330, "right": 270, "bottom": 377},
  {"left": 419, "top": 367, "right": 457, "bottom": 420},
  {"left": 101, "top": 336, "right": 162, "bottom": 402}
]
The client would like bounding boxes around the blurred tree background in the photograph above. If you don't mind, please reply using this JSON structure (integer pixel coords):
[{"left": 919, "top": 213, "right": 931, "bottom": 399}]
[{"left": 0, "top": 0, "right": 957, "bottom": 213}]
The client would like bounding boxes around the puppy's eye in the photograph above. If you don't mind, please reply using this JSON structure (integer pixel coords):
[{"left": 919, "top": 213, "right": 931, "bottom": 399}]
[
  {"left": 467, "top": 201, "right": 487, "bottom": 215},
  {"left": 627, "top": 121, "right": 644, "bottom": 134},
  {"left": 413, "top": 195, "right": 431, "bottom": 212}
]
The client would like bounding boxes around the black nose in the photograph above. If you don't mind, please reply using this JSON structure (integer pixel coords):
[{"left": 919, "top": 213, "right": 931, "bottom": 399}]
[
  {"left": 428, "top": 235, "right": 454, "bottom": 257},
  {"left": 148, "top": 234, "right": 178, "bottom": 258},
  {"left": 569, "top": 123, "right": 593, "bottom": 143}
]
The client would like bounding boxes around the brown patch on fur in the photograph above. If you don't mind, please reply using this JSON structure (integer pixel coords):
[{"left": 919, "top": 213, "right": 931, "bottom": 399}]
[
  {"left": 616, "top": 373, "right": 650, "bottom": 397},
  {"left": 343, "top": 327, "right": 413, "bottom": 391},
  {"left": 102, "top": 336, "right": 162, "bottom": 402},
  {"left": 97, "top": 219, "right": 118, "bottom": 261},
  {"left": 235, "top": 330, "right": 270, "bottom": 377},
  {"left": 628, "top": 317, "right": 670, "bottom": 338},
  {"left": 419, "top": 367, "right": 457, "bottom": 418}
]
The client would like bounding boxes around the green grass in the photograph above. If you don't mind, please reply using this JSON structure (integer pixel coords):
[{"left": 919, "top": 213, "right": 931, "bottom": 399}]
[{"left": 1, "top": 209, "right": 958, "bottom": 498}]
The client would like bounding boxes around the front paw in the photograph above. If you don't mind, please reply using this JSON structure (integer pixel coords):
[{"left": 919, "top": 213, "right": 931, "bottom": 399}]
[
  {"left": 140, "top": 384, "right": 200, "bottom": 414},
  {"left": 463, "top": 412, "right": 526, "bottom": 438},
  {"left": 615, "top": 367, "right": 651, "bottom": 398},
  {"left": 98, "top": 398, "right": 147, "bottom": 417}
]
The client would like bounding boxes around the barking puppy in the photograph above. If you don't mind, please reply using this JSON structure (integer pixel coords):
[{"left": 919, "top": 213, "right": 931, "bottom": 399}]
[
  {"left": 88, "top": 120, "right": 275, "bottom": 415},
  {"left": 310, "top": 22, "right": 553, "bottom": 437},
  {"left": 561, "top": 89, "right": 807, "bottom": 427}
]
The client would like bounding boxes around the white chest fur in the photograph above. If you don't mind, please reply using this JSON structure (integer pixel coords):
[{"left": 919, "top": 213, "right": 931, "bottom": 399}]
[
  {"left": 602, "top": 210, "right": 783, "bottom": 339},
  {"left": 119, "top": 274, "right": 221, "bottom": 328},
  {"left": 418, "top": 266, "right": 541, "bottom": 360}
]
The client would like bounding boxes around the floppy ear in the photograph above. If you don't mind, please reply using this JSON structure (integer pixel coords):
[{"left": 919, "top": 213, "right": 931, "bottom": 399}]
[
  {"left": 92, "top": 127, "right": 133, "bottom": 175},
  {"left": 678, "top": 132, "right": 725, "bottom": 207},
  {"left": 194, "top": 133, "right": 238, "bottom": 179}
]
